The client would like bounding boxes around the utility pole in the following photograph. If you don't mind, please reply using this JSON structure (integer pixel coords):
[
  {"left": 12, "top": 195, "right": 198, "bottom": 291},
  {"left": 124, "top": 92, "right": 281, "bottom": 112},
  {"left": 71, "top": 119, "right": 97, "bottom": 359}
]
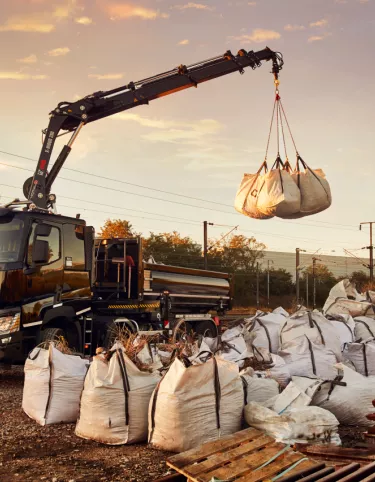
[
  {"left": 306, "top": 274, "right": 309, "bottom": 309},
  {"left": 296, "top": 248, "right": 306, "bottom": 304},
  {"left": 267, "top": 260, "right": 270, "bottom": 307},
  {"left": 256, "top": 262, "right": 260, "bottom": 308},
  {"left": 312, "top": 257, "right": 321, "bottom": 310},
  {"left": 360, "top": 222, "right": 375, "bottom": 282},
  {"left": 203, "top": 221, "right": 214, "bottom": 270}
]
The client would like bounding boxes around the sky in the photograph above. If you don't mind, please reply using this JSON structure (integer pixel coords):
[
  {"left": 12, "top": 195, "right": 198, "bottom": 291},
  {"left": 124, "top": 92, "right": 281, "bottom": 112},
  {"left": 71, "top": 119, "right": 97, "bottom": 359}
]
[{"left": 0, "top": 0, "right": 374, "bottom": 259}]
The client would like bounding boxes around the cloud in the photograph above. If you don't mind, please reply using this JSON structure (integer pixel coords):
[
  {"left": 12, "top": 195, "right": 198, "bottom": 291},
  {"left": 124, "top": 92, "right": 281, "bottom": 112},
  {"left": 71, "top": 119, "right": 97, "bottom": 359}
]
[
  {"left": 113, "top": 113, "right": 223, "bottom": 144},
  {"left": 248, "top": 2, "right": 257, "bottom": 5},
  {"left": 359, "top": 0, "right": 369, "bottom": 3},
  {"left": 171, "top": 3, "right": 215, "bottom": 11},
  {"left": 104, "top": 3, "right": 169, "bottom": 20},
  {"left": 89, "top": 73, "right": 124, "bottom": 80},
  {"left": 230, "top": 28, "right": 281, "bottom": 44},
  {"left": 0, "top": 1, "right": 80, "bottom": 33},
  {"left": 284, "top": 24, "right": 305, "bottom": 31},
  {"left": 308, "top": 35, "right": 325, "bottom": 42},
  {"left": 0, "top": 15, "right": 55, "bottom": 33},
  {"left": 17, "top": 54, "right": 38, "bottom": 64},
  {"left": 48, "top": 47, "right": 71, "bottom": 57},
  {"left": 178, "top": 39, "right": 190, "bottom": 45},
  {"left": 75, "top": 17, "right": 93, "bottom": 25},
  {"left": 310, "top": 18, "right": 328, "bottom": 28},
  {"left": 0, "top": 71, "right": 49, "bottom": 80}
]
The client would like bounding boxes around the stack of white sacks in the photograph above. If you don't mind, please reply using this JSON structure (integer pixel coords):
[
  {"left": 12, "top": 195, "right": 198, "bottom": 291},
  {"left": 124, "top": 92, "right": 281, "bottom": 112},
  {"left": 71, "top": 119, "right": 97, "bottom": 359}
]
[{"left": 22, "top": 293, "right": 375, "bottom": 453}]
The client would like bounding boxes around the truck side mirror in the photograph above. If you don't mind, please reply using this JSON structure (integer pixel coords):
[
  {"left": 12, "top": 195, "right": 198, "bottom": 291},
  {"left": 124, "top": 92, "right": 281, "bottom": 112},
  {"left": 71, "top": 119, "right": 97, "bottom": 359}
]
[
  {"left": 33, "top": 239, "right": 49, "bottom": 264},
  {"left": 35, "top": 224, "right": 52, "bottom": 237}
]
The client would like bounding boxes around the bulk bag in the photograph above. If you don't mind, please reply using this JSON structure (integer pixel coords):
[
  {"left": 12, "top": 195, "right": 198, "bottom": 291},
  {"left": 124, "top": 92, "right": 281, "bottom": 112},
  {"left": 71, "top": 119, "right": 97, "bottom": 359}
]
[
  {"left": 246, "top": 311, "right": 286, "bottom": 354},
  {"left": 234, "top": 162, "right": 274, "bottom": 219},
  {"left": 342, "top": 340, "right": 375, "bottom": 376},
  {"left": 240, "top": 372, "right": 280, "bottom": 405},
  {"left": 256, "top": 157, "right": 301, "bottom": 218},
  {"left": 75, "top": 345, "right": 159, "bottom": 445},
  {"left": 354, "top": 316, "right": 375, "bottom": 342},
  {"left": 325, "top": 314, "right": 355, "bottom": 349},
  {"left": 284, "top": 156, "right": 331, "bottom": 218},
  {"left": 22, "top": 344, "right": 89, "bottom": 426},
  {"left": 244, "top": 402, "right": 340, "bottom": 446},
  {"left": 279, "top": 335, "right": 340, "bottom": 380},
  {"left": 148, "top": 355, "right": 243, "bottom": 453},
  {"left": 279, "top": 310, "right": 341, "bottom": 358},
  {"left": 293, "top": 365, "right": 375, "bottom": 427}
]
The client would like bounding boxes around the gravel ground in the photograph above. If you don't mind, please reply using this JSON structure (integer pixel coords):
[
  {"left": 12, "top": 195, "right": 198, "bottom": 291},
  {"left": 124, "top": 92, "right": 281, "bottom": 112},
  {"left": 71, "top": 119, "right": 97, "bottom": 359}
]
[{"left": 0, "top": 366, "right": 171, "bottom": 482}]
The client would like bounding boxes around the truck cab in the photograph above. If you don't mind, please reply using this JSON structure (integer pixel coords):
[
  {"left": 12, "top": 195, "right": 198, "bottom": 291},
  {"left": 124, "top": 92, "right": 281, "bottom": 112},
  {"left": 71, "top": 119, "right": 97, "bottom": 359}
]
[{"left": 0, "top": 206, "right": 93, "bottom": 363}]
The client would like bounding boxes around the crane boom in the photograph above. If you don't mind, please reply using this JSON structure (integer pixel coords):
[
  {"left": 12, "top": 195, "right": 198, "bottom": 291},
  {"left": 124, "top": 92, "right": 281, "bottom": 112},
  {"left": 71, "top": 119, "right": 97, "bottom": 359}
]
[{"left": 24, "top": 46, "right": 283, "bottom": 210}]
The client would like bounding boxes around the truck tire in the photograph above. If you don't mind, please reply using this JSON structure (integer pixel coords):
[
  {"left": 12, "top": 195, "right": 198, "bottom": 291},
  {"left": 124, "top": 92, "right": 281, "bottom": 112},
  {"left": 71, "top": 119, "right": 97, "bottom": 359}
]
[
  {"left": 104, "top": 320, "right": 137, "bottom": 349},
  {"left": 195, "top": 320, "right": 218, "bottom": 339},
  {"left": 172, "top": 320, "right": 193, "bottom": 344},
  {"left": 41, "top": 327, "right": 66, "bottom": 343}
]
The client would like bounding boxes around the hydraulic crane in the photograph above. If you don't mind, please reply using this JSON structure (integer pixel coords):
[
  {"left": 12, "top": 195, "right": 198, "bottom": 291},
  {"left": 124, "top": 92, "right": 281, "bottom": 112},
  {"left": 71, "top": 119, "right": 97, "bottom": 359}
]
[{"left": 22, "top": 46, "right": 283, "bottom": 211}]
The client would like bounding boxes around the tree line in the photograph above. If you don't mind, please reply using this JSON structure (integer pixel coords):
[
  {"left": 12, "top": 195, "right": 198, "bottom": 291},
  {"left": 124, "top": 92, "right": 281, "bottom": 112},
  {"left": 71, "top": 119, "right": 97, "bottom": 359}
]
[{"left": 98, "top": 219, "right": 372, "bottom": 308}]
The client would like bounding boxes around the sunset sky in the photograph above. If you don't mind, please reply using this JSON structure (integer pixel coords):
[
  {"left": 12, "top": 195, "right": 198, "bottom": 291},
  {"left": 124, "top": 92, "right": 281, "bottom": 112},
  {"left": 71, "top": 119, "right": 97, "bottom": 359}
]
[{"left": 0, "top": 0, "right": 374, "bottom": 258}]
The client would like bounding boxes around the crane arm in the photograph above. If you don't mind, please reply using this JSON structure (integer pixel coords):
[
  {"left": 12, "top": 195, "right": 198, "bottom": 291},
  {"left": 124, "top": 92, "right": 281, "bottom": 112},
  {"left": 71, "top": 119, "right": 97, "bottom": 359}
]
[{"left": 24, "top": 47, "right": 283, "bottom": 210}]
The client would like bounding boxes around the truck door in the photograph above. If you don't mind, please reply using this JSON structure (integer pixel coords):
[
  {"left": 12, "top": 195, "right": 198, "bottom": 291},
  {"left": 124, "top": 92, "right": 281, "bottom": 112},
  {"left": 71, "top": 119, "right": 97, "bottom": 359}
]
[{"left": 23, "top": 222, "right": 64, "bottom": 323}]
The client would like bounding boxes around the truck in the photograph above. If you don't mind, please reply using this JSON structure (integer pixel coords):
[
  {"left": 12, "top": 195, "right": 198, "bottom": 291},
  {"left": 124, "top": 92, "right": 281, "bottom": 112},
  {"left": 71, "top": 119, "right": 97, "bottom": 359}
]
[{"left": 0, "top": 46, "right": 283, "bottom": 363}]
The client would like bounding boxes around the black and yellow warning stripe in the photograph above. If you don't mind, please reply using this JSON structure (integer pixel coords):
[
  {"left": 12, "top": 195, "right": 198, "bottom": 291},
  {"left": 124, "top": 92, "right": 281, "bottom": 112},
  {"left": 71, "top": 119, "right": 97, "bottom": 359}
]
[{"left": 108, "top": 303, "right": 160, "bottom": 309}]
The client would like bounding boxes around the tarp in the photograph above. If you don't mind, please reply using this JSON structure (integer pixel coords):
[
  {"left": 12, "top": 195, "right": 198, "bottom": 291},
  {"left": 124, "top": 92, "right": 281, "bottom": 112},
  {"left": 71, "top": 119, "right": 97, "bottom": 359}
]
[{"left": 22, "top": 345, "right": 89, "bottom": 426}]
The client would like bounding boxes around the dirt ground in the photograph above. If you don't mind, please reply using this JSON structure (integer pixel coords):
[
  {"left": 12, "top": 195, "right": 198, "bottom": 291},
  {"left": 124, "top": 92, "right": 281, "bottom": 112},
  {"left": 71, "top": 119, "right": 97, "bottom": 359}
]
[{"left": 0, "top": 366, "right": 171, "bottom": 482}]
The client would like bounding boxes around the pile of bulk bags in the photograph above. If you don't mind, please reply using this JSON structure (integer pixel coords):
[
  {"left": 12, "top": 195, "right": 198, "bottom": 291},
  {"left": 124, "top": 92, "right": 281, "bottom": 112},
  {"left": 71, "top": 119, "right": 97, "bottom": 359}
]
[
  {"left": 22, "top": 344, "right": 89, "bottom": 426},
  {"left": 76, "top": 343, "right": 160, "bottom": 445},
  {"left": 235, "top": 86, "right": 331, "bottom": 220},
  {"left": 148, "top": 355, "right": 243, "bottom": 453},
  {"left": 323, "top": 279, "right": 374, "bottom": 318}
]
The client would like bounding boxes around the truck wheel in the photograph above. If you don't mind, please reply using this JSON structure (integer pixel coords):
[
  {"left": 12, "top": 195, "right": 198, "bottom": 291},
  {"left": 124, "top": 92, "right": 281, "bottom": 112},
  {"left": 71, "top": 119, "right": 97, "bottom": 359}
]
[
  {"left": 104, "top": 320, "right": 137, "bottom": 349},
  {"left": 195, "top": 320, "right": 218, "bottom": 339},
  {"left": 41, "top": 327, "right": 66, "bottom": 343},
  {"left": 172, "top": 320, "right": 193, "bottom": 344}
]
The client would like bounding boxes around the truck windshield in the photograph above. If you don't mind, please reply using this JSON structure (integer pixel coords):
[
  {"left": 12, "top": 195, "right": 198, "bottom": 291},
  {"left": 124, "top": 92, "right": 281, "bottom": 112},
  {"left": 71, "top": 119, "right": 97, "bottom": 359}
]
[{"left": 0, "top": 217, "right": 24, "bottom": 263}]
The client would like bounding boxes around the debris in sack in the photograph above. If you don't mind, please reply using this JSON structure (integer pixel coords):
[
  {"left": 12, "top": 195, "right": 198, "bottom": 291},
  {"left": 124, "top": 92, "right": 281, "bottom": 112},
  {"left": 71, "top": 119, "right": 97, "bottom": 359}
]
[
  {"left": 244, "top": 402, "right": 341, "bottom": 445},
  {"left": 323, "top": 279, "right": 374, "bottom": 318},
  {"left": 22, "top": 343, "right": 89, "bottom": 426},
  {"left": 245, "top": 309, "right": 287, "bottom": 354},
  {"left": 75, "top": 342, "right": 160, "bottom": 445},
  {"left": 235, "top": 76, "right": 331, "bottom": 220},
  {"left": 292, "top": 364, "right": 375, "bottom": 427},
  {"left": 148, "top": 354, "right": 243, "bottom": 453}
]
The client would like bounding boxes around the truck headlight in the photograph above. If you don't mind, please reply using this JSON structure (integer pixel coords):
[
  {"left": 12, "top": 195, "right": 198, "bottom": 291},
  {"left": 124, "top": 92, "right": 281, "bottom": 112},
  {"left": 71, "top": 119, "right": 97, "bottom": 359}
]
[{"left": 0, "top": 312, "right": 20, "bottom": 335}]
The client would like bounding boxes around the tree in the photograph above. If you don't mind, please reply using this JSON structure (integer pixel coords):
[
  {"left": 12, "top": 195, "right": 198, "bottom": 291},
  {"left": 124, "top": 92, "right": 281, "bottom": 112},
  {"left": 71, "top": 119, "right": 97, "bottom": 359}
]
[
  {"left": 98, "top": 219, "right": 137, "bottom": 239},
  {"left": 208, "top": 234, "right": 266, "bottom": 273},
  {"left": 301, "top": 262, "right": 337, "bottom": 307},
  {"left": 260, "top": 268, "right": 294, "bottom": 297},
  {"left": 143, "top": 231, "right": 202, "bottom": 267}
]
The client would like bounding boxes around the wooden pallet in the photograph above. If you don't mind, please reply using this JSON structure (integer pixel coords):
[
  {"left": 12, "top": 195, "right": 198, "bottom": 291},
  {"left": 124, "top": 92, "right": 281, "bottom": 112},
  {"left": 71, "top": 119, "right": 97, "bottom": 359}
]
[{"left": 167, "top": 428, "right": 319, "bottom": 482}]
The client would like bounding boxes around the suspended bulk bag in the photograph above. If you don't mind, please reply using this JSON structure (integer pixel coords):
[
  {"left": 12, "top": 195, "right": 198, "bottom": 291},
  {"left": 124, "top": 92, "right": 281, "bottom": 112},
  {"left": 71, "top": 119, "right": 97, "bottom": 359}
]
[
  {"left": 342, "top": 340, "right": 375, "bottom": 376},
  {"left": 256, "top": 157, "right": 301, "bottom": 218},
  {"left": 75, "top": 346, "right": 159, "bottom": 445},
  {"left": 148, "top": 355, "right": 243, "bottom": 453},
  {"left": 22, "top": 344, "right": 89, "bottom": 426},
  {"left": 234, "top": 162, "right": 274, "bottom": 219}
]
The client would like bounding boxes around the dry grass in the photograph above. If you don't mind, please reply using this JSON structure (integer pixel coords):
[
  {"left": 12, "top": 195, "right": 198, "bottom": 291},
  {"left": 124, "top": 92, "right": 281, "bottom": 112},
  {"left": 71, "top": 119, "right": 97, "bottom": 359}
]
[{"left": 38, "top": 337, "right": 74, "bottom": 355}]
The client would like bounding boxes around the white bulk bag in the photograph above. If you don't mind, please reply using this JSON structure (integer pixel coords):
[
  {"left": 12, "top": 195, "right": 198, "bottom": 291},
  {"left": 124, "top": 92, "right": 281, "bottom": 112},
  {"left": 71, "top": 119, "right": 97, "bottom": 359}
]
[
  {"left": 354, "top": 316, "right": 375, "bottom": 342},
  {"left": 273, "top": 307, "right": 289, "bottom": 317},
  {"left": 241, "top": 372, "right": 280, "bottom": 405},
  {"left": 293, "top": 365, "right": 375, "bottom": 427},
  {"left": 279, "top": 311, "right": 341, "bottom": 358},
  {"left": 256, "top": 161, "right": 301, "bottom": 218},
  {"left": 325, "top": 315, "right": 355, "bottom": 349},
  {"left": 75, "top": 346, "right": 159, "bottom": 445},
  {"left": 289, "top": 157, "right": 331, "bottom": 216},
  {"left": 342, "top": 340, "right": 375, "bottom": 377},
  {"left": 22, "top": 345, "right": 89, "bottom": 426},
  {"left": 247, "top": 312, "right": 285, "bottom": 354},
  {"left": 323, "top": 279, "right": 373, "bottom": 318},
  {"left": 244, "top": 402, "right": 340, "bottom": 445},
  {"left": 279, "top": 335, "right": 340, "bottom": 380},
  {"left": 148, "top": 356, "right": 243, "bottom": 453},
  {"left": 235, "top": 165, "right": 274, "bottom": 219}
]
